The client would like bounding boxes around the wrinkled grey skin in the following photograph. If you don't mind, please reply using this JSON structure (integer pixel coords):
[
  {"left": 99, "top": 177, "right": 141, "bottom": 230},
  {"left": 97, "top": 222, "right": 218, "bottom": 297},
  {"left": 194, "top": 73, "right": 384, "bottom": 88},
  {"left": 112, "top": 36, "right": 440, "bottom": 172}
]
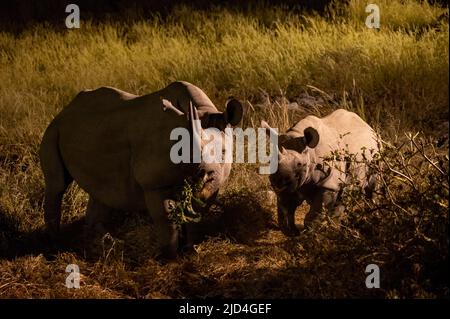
[
  {"left": 40, "top": 81, "right": 243, "bottom": 259},
  {"left": 262, "top": 109, "right": 379, "bottom": 236}
]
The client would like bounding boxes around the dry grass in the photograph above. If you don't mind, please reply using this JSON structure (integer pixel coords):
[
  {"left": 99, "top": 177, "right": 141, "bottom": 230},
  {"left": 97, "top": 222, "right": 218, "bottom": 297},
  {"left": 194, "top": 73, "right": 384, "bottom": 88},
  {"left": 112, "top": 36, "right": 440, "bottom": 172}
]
[{"left": 0, "top": 1, "right": 448, "bottom": 298}]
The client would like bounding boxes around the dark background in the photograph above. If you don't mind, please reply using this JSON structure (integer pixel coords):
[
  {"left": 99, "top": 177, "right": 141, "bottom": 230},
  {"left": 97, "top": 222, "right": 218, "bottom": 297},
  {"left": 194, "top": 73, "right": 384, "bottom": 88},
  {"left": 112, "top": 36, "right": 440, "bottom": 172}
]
[
  {"left": 1, "top": 0, "right": 448, "bottom": 33},
  {"left": 1, "top": 0, "right": 331, "bottom": 32}
]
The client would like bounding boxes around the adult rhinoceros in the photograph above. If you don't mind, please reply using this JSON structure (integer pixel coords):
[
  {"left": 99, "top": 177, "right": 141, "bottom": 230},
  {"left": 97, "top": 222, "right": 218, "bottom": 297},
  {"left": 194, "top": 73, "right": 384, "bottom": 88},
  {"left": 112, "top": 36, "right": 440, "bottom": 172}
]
[
  {"left": 40, "top": 81, "right": 243, "bottom": 259},
  {"left": 262, "top": 109, "right": 379, "bottom": 236}
]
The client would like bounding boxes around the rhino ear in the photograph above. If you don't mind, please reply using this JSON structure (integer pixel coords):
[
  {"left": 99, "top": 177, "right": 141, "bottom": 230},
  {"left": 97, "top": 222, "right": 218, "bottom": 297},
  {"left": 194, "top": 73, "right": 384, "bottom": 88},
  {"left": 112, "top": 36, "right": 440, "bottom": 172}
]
[
  {"left": 161, "top": 98, "right": 184, "bottom": 116},
  {"left": 282, "top": 136, "right": 304, "bottom": 153},
  {"left": 304, "top": 127, "right": 319, "bottom": 148},
  {"left": 224, "top": 98, "right": 243, "bottom": 126}
]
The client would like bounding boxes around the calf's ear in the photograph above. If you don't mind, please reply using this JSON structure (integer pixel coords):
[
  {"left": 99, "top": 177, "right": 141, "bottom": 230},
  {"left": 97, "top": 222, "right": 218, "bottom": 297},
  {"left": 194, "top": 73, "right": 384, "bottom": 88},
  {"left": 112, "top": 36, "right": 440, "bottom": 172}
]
[
  {"left": 224, "top": 98, "right": 243, "bottom": 126},
  {"left": 261, "top": 120, "right": 278, "bottom": 137},
  {"left": 281, "top": 136, "right": 303, "bottom": 153},
  {"left": 304, "top": 127, "right": 319, "bottom": 148}
]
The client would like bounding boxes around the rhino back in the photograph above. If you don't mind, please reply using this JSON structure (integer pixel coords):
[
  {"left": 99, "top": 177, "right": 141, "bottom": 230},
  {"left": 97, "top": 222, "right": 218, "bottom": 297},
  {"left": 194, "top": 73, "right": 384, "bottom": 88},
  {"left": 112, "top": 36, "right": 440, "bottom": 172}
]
[
  {"left": 288, "top": 114, "right": 340, "bottom": 160},
  {"left": 323, "top": 109, "right": 379, "bottom": 159},
  {"left": 53, "top": 87, "right": 188, "bottom": 210},
  {"left": 285, "top": 109, "right": 378, "bottom": 191},
  {"left": 288, "top": 109, "right": 378, "bottom": 158}
]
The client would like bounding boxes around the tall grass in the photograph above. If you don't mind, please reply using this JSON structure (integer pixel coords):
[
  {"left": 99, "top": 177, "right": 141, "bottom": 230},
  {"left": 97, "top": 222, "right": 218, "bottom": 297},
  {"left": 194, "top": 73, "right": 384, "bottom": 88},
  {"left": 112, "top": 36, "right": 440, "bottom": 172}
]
[
  {"left": 0, "top": 0, "right": 448, "bottom": 298},
  {"left": 343, "top": 0, "right": 446, "bottom": 30},
  {"left": 0, "top": 1, "right": 447, "bottom": 135}
]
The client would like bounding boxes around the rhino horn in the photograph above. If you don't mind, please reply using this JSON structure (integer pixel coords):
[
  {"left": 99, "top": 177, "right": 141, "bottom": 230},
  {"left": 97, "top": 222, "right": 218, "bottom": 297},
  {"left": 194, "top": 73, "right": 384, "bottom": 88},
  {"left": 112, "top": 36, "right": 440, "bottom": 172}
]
[
  {"left": 261, "top": 120, "right": 279, "bottom": 137},
  {"left": 261, "top": 121, "right": 288, "bottom": 158},
  {"left": 189, "top": 101, "right": 202, "bottom": 156},
  {"left": 279, "top": 146, "right": 288, "bottom": 158}
]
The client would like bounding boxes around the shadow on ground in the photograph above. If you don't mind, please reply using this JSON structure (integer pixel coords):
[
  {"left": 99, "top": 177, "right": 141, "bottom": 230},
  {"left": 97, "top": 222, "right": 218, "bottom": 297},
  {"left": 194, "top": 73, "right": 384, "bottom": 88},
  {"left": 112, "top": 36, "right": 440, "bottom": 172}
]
[
  {"left": 193, "top": 189, "right": 276, "bottom": 245},
  {"left": 0, "top": 208, "right": 86, "bottom": 260},
  {"left": 0, "top": 189, "right": 275, "bottom": 263}
]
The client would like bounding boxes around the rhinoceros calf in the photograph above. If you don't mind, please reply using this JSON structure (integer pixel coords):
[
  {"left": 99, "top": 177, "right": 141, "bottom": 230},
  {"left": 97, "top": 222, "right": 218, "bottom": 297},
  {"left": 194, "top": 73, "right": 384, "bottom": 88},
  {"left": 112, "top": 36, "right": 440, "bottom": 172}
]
[
  {"left": 40, "top": 81, "right": 243, "bottom": 259},
  {"left": 262, "top": 109, "right": 379, "bottom": 236}
]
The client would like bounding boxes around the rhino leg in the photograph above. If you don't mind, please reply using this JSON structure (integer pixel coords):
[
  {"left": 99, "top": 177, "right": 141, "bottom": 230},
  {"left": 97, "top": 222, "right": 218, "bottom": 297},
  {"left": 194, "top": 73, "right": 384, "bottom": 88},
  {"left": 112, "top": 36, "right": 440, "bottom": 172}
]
[
  {"left": 84, "top": 196, "right": 111, "bottom": 237},
  {"left": 277, "top": 195, "right": 300, "bottom": 236},
  {"left": 144, "top": 190, "right": 179, "bottom": 260},
  {"left": 304, "top": 190, "right": 329, "bottom": 229},
  {"left": 304, "top": 204, "right": 322, "bottom": 230},
  {"left": 181, "top": 223, "right": 197, "bottom": 252},
  {"left": 82, "top": 196, "right": 113, "bottom": 256},
  {"left": 325, "top": 190, "right": 344, "bottom": 223},
  {"left": 44, "top": 190, "right": 67, "bottom": 235},
  {"left": 40, "top": 128, "right": 73, "bottom": 235},
  {"left": 365, "top": 173, "right": 378, "bottom": 200},
  {"left": 305, "top": 190, "right": 341, "bottom": 229},
  {"left": 330, "top": 204, "right": 345, "bottom": 225}
]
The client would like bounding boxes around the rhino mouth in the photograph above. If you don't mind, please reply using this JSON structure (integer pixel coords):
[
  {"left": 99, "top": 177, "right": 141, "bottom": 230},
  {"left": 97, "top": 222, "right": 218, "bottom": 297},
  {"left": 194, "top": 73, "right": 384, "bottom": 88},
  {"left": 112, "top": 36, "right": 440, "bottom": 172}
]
[
  {"left": 193, "top": 170, "right": 220, "bottom": 201},
  {"left": 168, "top": 178, "right": 209, "bottom": 225},
  {"left": 197, "top": 181, "right": 216, "bottom": 201},
  {"left": 273, "top": 184, "right": 289, "bottom": 192},
  {"left": 167, "top": 176, "right": 220, "bottom": 225},
  {"left": 270, "top": 174, "right": 291, "bottom": 193},
  {"left": 203, "top": 176, "right": 215, "bottom": 185}
]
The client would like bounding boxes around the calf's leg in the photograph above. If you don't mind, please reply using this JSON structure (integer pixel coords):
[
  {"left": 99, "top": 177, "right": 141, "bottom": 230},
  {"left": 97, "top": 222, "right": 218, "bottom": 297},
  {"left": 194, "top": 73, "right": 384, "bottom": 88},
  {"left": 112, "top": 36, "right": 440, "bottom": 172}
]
[
  {"left": 277, "top": 195, "right": 300, "bottom": 236},
  {"left": 304, "top": 190, "right": 328, "bottom": 229}
]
